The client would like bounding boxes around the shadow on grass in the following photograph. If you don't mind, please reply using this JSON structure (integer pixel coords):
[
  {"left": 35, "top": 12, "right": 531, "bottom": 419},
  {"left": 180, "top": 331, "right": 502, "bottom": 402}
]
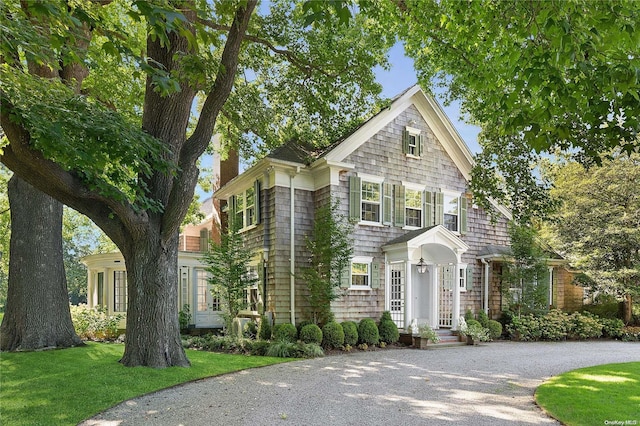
[
  {"left": 0, "top": 342, "right": 289, "bottom": 426},
  {"left": 535, "top": 362, "right": 640, "bottom": 426}
]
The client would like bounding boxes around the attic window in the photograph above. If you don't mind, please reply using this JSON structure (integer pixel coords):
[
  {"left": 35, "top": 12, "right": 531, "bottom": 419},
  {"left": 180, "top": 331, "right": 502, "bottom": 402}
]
[{"left": 402, "top": 126, "right": 423, "bottom": 157}]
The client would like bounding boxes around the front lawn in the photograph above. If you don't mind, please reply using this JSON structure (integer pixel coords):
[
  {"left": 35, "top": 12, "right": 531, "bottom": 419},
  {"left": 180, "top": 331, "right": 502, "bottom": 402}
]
[
  {"left": 536, "top": 362, "right": 640, "bottom": 426},
  {"left": 0, "top": 342, "right": 290, "bottom": 425}
]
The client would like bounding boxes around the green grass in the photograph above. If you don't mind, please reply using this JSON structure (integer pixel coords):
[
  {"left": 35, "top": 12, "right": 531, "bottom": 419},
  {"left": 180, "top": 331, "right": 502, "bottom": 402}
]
[
  {"left": 0, "top": 342, "right": 290, "bottom": 425},
  {"left": 536, "top": 362, "right": 640, "bottom": 426}
]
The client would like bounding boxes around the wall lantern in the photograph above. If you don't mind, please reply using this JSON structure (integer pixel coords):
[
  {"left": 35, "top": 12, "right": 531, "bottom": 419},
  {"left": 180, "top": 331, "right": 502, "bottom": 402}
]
[{"left": 416, "top": 257, "right": 428, "bottom": 274}]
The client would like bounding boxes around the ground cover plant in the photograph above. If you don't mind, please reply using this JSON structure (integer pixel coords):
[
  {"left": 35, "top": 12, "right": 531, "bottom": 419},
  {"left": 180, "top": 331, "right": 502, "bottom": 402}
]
[
  {"left": 0, "top": 342, "right": 289, "bottom": 426},
  {"left": 536, "top": 362, "right": 640, "bottom": 426}
]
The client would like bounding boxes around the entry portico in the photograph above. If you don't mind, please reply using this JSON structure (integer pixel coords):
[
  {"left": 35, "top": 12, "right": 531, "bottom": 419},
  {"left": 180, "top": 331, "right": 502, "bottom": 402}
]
[{"left": 383, "top": 225, "right": 469, "bottom": 331}]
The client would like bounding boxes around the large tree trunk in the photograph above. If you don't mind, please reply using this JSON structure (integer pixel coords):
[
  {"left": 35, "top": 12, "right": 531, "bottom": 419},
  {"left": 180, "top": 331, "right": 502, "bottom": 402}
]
[
  {"left": 119, "top": 231, "right": 189, "bottom": 367},
  {"left": 0, "top": 176, "right": 83, "bottom": 351}
]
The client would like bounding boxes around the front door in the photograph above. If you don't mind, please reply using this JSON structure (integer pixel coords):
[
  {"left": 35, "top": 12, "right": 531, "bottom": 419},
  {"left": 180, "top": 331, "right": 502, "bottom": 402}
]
[{"left": 438, "top": 265, "right": 454, "bottom": 327}]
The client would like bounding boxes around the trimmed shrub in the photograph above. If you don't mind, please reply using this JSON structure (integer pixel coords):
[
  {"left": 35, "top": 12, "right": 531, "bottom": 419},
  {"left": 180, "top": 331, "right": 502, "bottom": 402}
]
[
  {"left": 358, "top": 318, "right": 379, "bottom": 345},
  {"left": 477, "top": 310, "right": 490, "bottom": 328},
  {"left": 378, "top": 320, "right": 399, "bottom": 344},
  {"left": 258, "top": 315, "right": 272, "bottom": 341},
  {"left": 296, "top": 320, "right": 313, "bottom": 336},
  {"left": 322, "top": 321, "right": 345, "bottom": 349},
  {"left": 487, "top": 320, "right": 503, "bottom": 340},
  {"left": 299, "top": 324, "right": 323, "bottom": 345},
  {"left": 380, "top": 311, "right": 393, "bottom": 322},
  {"left": 466, "top": 319, "right": 482, "bottom": 328},
  {"left": 272, "top": 323, "right": 298, "bottom": 343},
  {"left": 341, "top": 321, "right": 358, "bottom": 346}
]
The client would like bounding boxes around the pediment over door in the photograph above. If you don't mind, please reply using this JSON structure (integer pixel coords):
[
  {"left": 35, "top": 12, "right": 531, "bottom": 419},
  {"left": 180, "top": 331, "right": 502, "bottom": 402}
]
[{"left": 382, "top": 225, "right": 469, "bottom": 264}]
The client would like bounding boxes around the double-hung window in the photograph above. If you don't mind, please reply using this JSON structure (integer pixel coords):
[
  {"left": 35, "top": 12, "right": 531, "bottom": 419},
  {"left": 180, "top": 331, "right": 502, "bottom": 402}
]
[
  {"left": 350, "top": 256, "right": 373, "bottom": 289},
  {"left": 443, "top": 193, "right": 459, "bottom": 232},
  {"left": 402, "top": 126, "right": 423, "bottom": 157},
  {"left": 405, "top": 188, "right": 423, "bottom": 228},
  {"left": 350, "top": 174, "right": 385, "bottom": 224},
  {"left": 230, "top": 180, "right": 261, "bottom": 230},
  {"left": 361, "top": 181, "right": 381, "bottom": 222}
]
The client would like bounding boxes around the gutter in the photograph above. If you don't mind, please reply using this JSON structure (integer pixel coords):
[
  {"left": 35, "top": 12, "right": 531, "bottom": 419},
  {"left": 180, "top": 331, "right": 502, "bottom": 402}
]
[{"left": 289, "top": 167, "right": 300, "bottom": 325}]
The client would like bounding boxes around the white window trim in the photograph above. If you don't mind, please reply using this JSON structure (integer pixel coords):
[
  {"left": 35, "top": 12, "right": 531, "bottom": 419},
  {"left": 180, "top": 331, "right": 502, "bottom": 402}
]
[
  {"left": 441, "top": 189, "right": 462, "bottom": 234},
  {"left": 458, "top": 264, "right": 468, "bottom": 292},
  {"left": 405, "top": 126, "right": 422, "bottom": 158},
  {"left": 236, "top": 186, "right": 257, "bottom": 232},
  {"left": 350, "top": 256, "right": 373, "bottom": 290},
  {"left": 403, "top": 182, "right": 425, "bottom": 230},
  {"left": 358, "top": 174, "right": 384, "bottom": 226}
]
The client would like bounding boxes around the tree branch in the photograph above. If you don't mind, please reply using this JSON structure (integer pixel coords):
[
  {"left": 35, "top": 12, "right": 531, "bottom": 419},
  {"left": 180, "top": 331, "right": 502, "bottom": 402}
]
[
  {"left": 163, "top": 1, "right": 257, "bottom": 238},
  {"left": 194, "top": 16, "right": 339, "bottom": 79}
]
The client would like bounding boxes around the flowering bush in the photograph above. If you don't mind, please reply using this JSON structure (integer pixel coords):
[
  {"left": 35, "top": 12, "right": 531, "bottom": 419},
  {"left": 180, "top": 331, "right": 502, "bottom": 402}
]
[
  {"left": 70, "top": 304, "right": 123, "bottom": 340},
  {"left": 568, "top": 312, "right": 602, "bottom": 340}
]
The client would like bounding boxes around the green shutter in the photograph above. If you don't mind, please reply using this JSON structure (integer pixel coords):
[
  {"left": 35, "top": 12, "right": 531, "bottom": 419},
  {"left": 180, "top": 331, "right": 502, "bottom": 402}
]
[
  {"left": 340, "top": 263, "right": 351, "bottom": 289},
  {"left": 402, "top": 130, "right": 410, "bottom": 154},
  {"left": 382, "top": 183, "right": 392, "bottom": 225},
  {"left": 435, "top": 192, "right": 444, "bottom": 225},
  {"left": 394, "top": 184, "right": 405, "bottom": 227},
  {"left": 418, "top": 134, "right": 424, "bottom": 156},
  {"left": 371, "top": 263, "right": 380, "bottom": 289},
  {"left": 460, "top": 196, "right": 468, "bottom": 234},
  {"left": 254, "top": 180, "right": 261, "bottom": 225},
  {"left": 349, "top": 176, "right": 361, "bottom": 221},
  {"left": 424, "top": 190, "right": 434, "bottom": 227},
  {"left": 466, "top": 266, "right": 474, "bottom": 290}
]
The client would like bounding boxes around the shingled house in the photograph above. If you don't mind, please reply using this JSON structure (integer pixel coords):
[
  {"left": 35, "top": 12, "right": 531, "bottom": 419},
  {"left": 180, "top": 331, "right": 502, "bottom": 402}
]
[{"left": 83, "top": 85, "right": 583, "bottom": 330}]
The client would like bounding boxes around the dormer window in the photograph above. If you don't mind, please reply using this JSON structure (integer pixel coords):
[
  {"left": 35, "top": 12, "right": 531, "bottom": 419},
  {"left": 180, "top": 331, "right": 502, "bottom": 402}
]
[{"left": 402, "top": 126, "right": 423, "bottom": 157}]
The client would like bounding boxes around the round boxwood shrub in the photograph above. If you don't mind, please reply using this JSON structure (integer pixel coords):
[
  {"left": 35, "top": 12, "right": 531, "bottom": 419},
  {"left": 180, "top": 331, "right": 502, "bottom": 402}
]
[
  {"left": 273, "top": 323, "right": 298, "bottom": 343},
  {"left": 358, "top": 318, "right": 379, "bottom": 345},
  {"left": 341, "top": 321, "right": 358, "bottom": 346},
  {"left": 477, "top": 310, "right": 490, "bottom": 328},
  {"left": 299, "top": 324, "right": 323, "bottom": 345},
  {"left": 378, "top": 313, "right": 399, "bottom": 344},
  {"left": 322, "top": 321, "right": 345, "bottom": 349},
  {"left": 487, "top": 319, "right": 503, "bottom": 340},
  {"left": 296, "top": 320, "right": 313, "bottom": 336},
  {"left": 466, "top": 319, "right": 482, "bottom": 328}
]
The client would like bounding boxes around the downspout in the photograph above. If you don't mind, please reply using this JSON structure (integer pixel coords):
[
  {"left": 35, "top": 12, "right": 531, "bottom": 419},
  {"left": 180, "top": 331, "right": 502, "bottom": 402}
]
[
  {"left": 289, "top": 168, "right": 299, "bottom": 325},
  {"left": 481, "top": 258, "right": 490, "bottom": 315}
]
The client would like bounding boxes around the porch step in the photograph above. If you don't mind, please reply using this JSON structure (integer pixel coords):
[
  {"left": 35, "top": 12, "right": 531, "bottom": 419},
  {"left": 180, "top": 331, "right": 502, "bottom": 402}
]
[{"left": 399, "top": 329, "right": 466, "bottom": 348}]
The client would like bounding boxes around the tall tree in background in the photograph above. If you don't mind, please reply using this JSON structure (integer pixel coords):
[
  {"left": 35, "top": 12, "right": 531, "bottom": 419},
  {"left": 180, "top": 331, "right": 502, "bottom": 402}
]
[
  {"left": 383, "top": 0, "right": 639, "bottom": 222},
  {"left": 542, "top": 153, "right": 640, "bottom": 323},
  {"left": 1, "top": 1, "right": 393, "bottom": 367},
  {"left": 1, "top": 177, "right": 83, "bottom": 350}
]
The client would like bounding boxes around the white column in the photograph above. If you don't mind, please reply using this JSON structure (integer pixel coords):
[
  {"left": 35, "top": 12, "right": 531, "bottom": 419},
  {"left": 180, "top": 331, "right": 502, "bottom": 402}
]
[
  {"left": 429, "top": 265, "right": 439, "bottom": 328},
  {"left": 404, "top": 261, "right": 412, "bottom": 329},
  {"left": 452, "top": 265, "right": 461, "bottom": 330}
]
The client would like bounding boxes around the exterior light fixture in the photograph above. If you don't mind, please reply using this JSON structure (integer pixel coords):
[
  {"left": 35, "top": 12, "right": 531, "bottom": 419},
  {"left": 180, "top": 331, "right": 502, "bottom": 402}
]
[{"left": 416, "top": 258, "right": 428, "bottom": 274}]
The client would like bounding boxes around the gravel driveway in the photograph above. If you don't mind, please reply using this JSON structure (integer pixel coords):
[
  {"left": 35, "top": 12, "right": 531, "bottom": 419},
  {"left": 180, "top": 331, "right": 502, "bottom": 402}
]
[{"left": 81, "top": 341, "right": 639, "bottom": 426}]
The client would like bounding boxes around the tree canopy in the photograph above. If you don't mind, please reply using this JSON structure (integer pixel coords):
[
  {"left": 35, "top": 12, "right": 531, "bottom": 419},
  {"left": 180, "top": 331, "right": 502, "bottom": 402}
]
[
  {"left": 542, "top": 153, "right": 640, "bottom": 321},
  {"left": 385, "top": 0, "right": 639, "bottom": 221}
]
